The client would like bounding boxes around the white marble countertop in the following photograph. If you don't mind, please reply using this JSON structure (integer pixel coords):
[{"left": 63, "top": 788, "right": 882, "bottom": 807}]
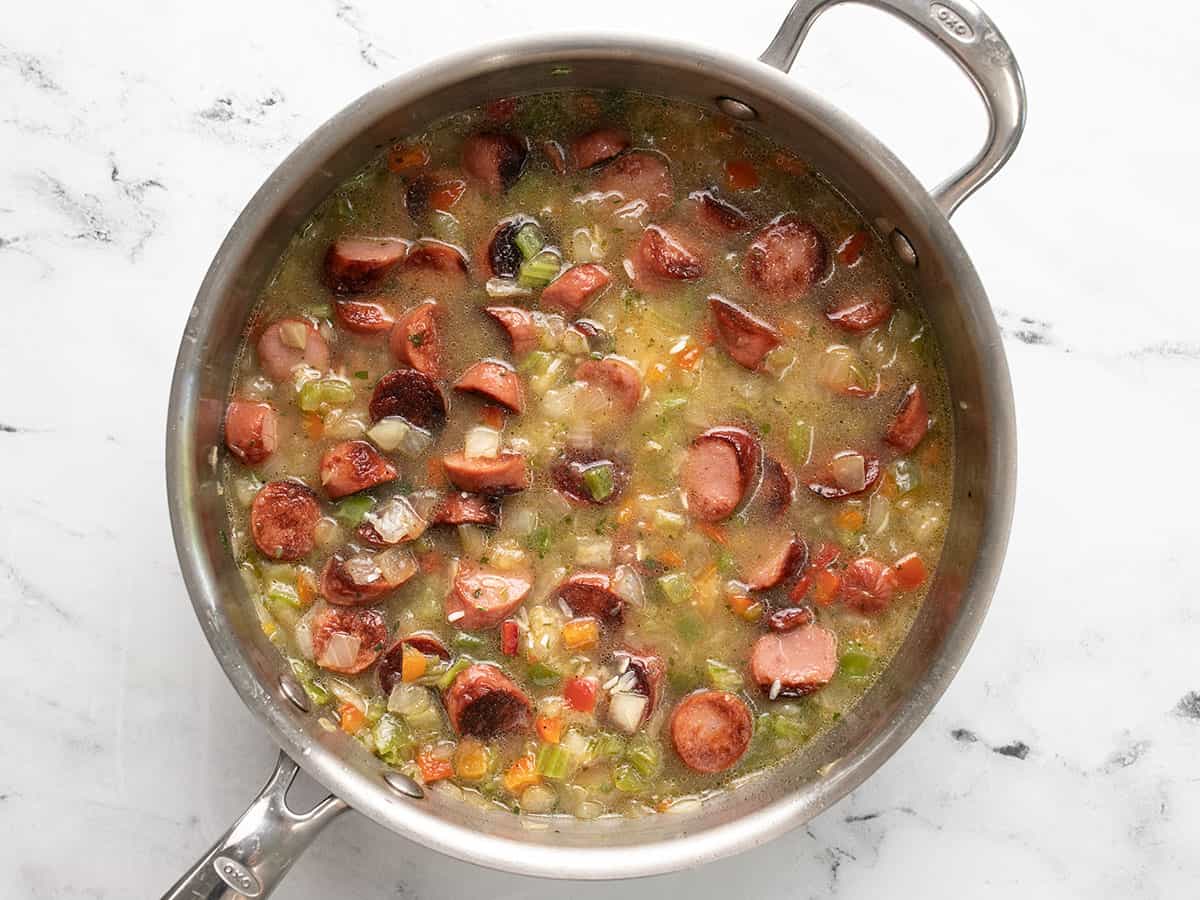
[{"left": 3, "top": 0, "right": 1199, "bottom": 896}]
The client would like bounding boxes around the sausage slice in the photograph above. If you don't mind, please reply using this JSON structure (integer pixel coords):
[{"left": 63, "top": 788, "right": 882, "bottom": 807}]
[
  {"left": 689, "top": 189, "right": 751, "bottom": 233},
  {"left": 405, "top": 239, "right": 468, "bottom": 276},
  {"left": 750, "top": 624, "right": 838, "bottom": 697},
  {"left": 311, "top": 606, "right": 388, "bottom": 675},
  {"left": 609, "top": 648, "right": 666, "bottom": 730},
  {"left": 445, "top": 562, "right": 534, "bottom": 630},
  {"left": 885, "top": 384, "right": 929, "bottom": 452},
  {"left": 334, "top": 299, "right": 394, "bottom": 335},
  {"left": 453, "top": 359, "right": 524, "bottom": 414},
  {"left": 682, "top": 427, "right": 761, "bottom": 522},
  {"left": 320, "top": 550, "right": 416, "bottom": 606},
  {"left": 634, "top": 224, "right": 704, "bottom": 281},
  {"left": 462, "top": 132, "right": 529, "bottom": 193},
  {"left": 356, "top": 495, "right": 427, "bottom": 547},
  {"left": 570, "top": 127, "right": 630, "bottom": 170},
  {"left": 708, "top": 295, "right": 783, "bottom": 370},
  {"left": 825, "top": 280, "right": 894, "bottom": 332},
  {"left": 251, "top": 481, "right": 321, "bottom": 560},
  {"left": 752, "top": 455, "right": 794, "bottom": 520},
  {"left": 224, "top": 400, "right": 277, "bottom": 465},
  {"left": 257, "top": 319, "right": 330, "bottom": 382},
  {"left": 745, "top": 215, "right": 828, "bottom": 300},
  {"left": 550, "top": 446, "right": 630, "bottom": 506},
  {"left": 806, "top": 450, "right": 881, "bottom": 499},
  {"left": 319, "top": 440, "right": 398, "bottom": 500},
  {"left": 594, "top": 150, "right": 675, "bottom": 215},
  {"left": 389, "top": 300, "right": 441, "bottom": 377},
  {"left": 552, "top": 572, "right": 624, "bottom": 626},
  {"left": 839, "top": 557, "right": 899, "bottom": 614},
  {"left": 574, "top": 356, "right": 643, "bottom": 413},
  {"left": 324, "top": 237, "right": 409, "bottom": 293},
  {"left": 444, "top": 663, "right": 532, "bottom": 738},
  {"left": 484, "top": 217, "right": 528, "bottom": 278},
  {"left": 441, "top": 451, "right": 529, "bottom": 495},
  {"left": 766, "top": 606, "right": 815, "bottom": 633},
  {"left": 670, "top": 690, "right": 753, "bottom": 774},
  {"left": 484, "top": 306, "right": 539, "bottom": 357},
  {"left": 742, "top": 534, "right": 808, "bottom": 591},
  {"left": 540, "top": 264, "right": 612, "bottom": 315},
  {"left": 369, "top": 368, "right": 448, "bottom": 431},
  {"left": 378, "top": 632, "right": 452, "bottom": 694},
  {"left": 429, "top": 492, "right": 502, "bottom": 527}
]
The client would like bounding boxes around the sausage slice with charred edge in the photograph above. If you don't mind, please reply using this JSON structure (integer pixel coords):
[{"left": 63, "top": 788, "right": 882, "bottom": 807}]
[
  {"left": 806, "top": 450, "right": 881, "bottom": 500},
  {"left": 324, "top": 237, "right": 409, "bottom": 293},
  {"left": 750, "top": 624, "right": 838, "bottom": 697},
  {"left": 608, "top": 648, "right": 665, "bottom": 731},
  {"left": 257, "top": 319, "right": 330, "bottom": 383},
  {"left": 752, "top": 455, "right": 794, "bottom": 520},
  {"left": 406, "top": 239, "right": 469, "bottom": 275},
  {"left": 634, "top": 224, "right": 704, "bottom": 282},
  {"left": 462, "top": 132, "right": 529, "bottom": 193},
  {"left": 885, "top": 384, "right": 930, "bottom": 452},
  {"left": 311, "top": 607, "right": 388, "bottom": 675},
  {"left": 552, "top": 571, "right": 625, "bottom": 626},
  {"left": 540, "top": 263, "right": 612, "bottom": 315},
  {"left": 484, "top": 306, "right": 539, "bottom": 357},
  {"left": 389, "top": 300, "right": 441, "bottom": 377},
  {"left": 670, "top": 690, "right": 753, "bottom": 774},
  {"left": 225, "top": 400, "right": 278, "bottom": 465},
  {"left": 574, "top": 356, "right": 643, "bottom": 413},
  {"left": 355, "top": 495, "right": 427, "bottom": 548},
  {"left": 444, "top": 663, "right": 532, "bottom": 738},
  {"left": 251, "top": 481, "right": 321, "bottom": 561},
  {"left": 766, "top": 606, "right": 815, "bottom": 633},
  {"left": 429, "top": 492, "right": 502, "bottom": 527},
  {"left": 682, "top": 426, "right": 761, "bottom": 522},
  {"left": 453, "top": 359, "right": 524, "bottom": 414},
  {"left": 689, "top": 189, "right": 751, "bottom": 233},
  {"left": 320, "top": 549, "right": 416, "bottom": 606},
  {"left": 445, "top": 562, "right": 534, "bottom": 630},
  {"left": 594, "top": 150, "right": 675, "bottom": 215},
  {"left": 319, "top": 440, "right": 398, "bottom": 500},
  {"left": 708, "top": 295, "right": 783, "bottom": 370},
  {"left": 378, "top": 632, "right": 451, "bottom": 694},
  {"left": 839, "top": 557, "right": 899, "bottom": 614},
  {"left": 550, "top": 446, "right": 630, "bottom": 506},
  {"left": 825, "top": 281, "right": 894, "bottom": 332},
  {"left": 441, "top": 451, "right": 529, "bottom": 495},
  {"left": 745, "top": 215, "right": 828, "bottom": 300},
  {"left": 570, "top": 127, "right": 631, "bottom": 170},
  {"left": 742, "top": 534, "right": 808, "bottom": 592},
  {"left": 369, "top": 368, "right": 448, "bottom": 431},
  {"left": 335, "top": 299, "right": 394, "bottom": 335}
]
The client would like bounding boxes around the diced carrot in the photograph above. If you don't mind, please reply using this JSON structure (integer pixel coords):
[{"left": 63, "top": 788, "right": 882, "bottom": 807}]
[
  {"left": 879, "top": 471, "right": 900, "bottom": 500},
  {"left": 773, "top": 151, "right": 809, "bottom": 176},
  {"left": 301, "top": 412, "right": 324, "bottom": 440},
  {"left": 535, "top": 715, "right": 563, "bottom": 744},
  {"left": 812, "top": 569, "right": 842, "bottom": 607},
  {"left": 811, "top": 542, "right": 842, "bottom": 570},
  {"left": 503, "top": 753, "right": 541, "bottom": 793},
  {"left": 453, "top": 738, "right": 490, "bottom": 781},
  {"left": 429, "top": 179, "right": 466, "bottom": 211},
  {"left": 834, "top": 508, "right": 865, "bottom": 532},
  {"left": 672, "top": 343, "right": 704, "bottom": 371},
  {"left": 697, "top": 522, "right": 728, "bottom": 546},
  {"left": 486, "top": 97, "right": 517, "bottom": 122},
  {"left": 644, "top": 361, "right": 669, "bottom": 385},
  {"left": 416, "top": 748, "right": 454, "bottom": 783},
  {"left": 481, "top": 405, "right": 506, "bottom": 430},
  {"left": 894, "top": 552, "right": 928, "bottom": 589},
  {"left": 658, "top": 548, "right": 685, "bottom": 569},
  {"left": 338, "top": 702, "right": 365, "bottom": 734},
  {"left": 562, "top": 617, "right": 600, "bottom": 650},
  {"left": 426, "top": 456, "right": 447, "bottom": 487},
  {"left": 836, "top": 230, "right": 870, "bottom": 267},
  {"left": 727, "top": 593, "right": 764, "bottom": 623},
  {"left": 564, "top": 676, "right": 598, "bottom": 713},
  {"left": 417, "top": 550, "right": 444, "bottom": 574},
  {"left": 295, "top": 570, "right": 317, "bottom": 606},
  {"left": 724, "top": 159, "right": 760, "bottom": 192},
  {"left": 386, "top": 142, "right": 430, "bottom": 174},
  {"left": 500, "top": 619, "right": 520, "bottom": 656},
  {"left": 401, "top": 644, "right": 427, "bottom": 682}
]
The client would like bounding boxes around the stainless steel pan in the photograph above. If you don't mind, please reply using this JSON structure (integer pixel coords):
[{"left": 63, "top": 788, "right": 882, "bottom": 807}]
[{"left": 164, "top": 0, "right": 1024, "bottom": 894}]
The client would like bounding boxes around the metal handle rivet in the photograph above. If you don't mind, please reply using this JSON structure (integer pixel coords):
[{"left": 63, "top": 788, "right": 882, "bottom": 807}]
[
  {"left": 279, "top": 673, "right": 311, "bottom": 712},
  {"left": 715, "top": 97, "right": 758, "bottom": 120},
  {"left": 383, "top": 771, "right": 426, "bottom": 799},
  {"left": 891, "top": 228, "right": 918, "bottom": 267}
]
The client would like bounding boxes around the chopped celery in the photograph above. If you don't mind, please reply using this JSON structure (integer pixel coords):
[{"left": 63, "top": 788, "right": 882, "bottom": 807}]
[
  {"left": 625, "top": 736, "right": 661, "bottom": 778},
  {"left": 353, "top": 370, "right": 370, "bottom": 380},
  {"left": 658, "top": 395, "right": 688, "bottom": 414},
  {"left": 675, "top": 612, "right": 703, "bottom": 643},
  {"left": 435, "top": 657, "right": 473, "bottom": 691},
  {"left": 518, "top": 250, "right": 561, "bottom": 288},
  {"left": 770, "top": 713, "right": 807, "bottom": 740},
  {"left": 527, "top": 662, "right": 561, "bottom": 687},
  {"left": 298, "top": 381, "right": 323, "bottom": 412},
  {"left": 889, "top": 458, "right": 921, "bottom": 494},
  {"left": 266, "top": 581, "right": 301, "bottom": 609},
  {"left": 374, "top": 713, "right": 414, "bottom": 765},
  {"left": 656, "top": 571, "right": 694, "bottom": 604},
  {"left": 788, "top": 421, "right": 814, "bottom": 466},
  {"left": 716, "top": 551, "right": 737, "bottom": 577},
  {"left": 519, "top": 350, "right": 554, "bottom": 376},
  {"left": 668, "top": 666, "right": 700, "bottom": 694},
  {"left": 429, "top": 210, "right": 463, "bottom": 245},
  {"left": 333, "top": 494, "right": 375, "bottom": 527},
  {"left": 589, "top": 732, "right": 626, "bottom": 760},
  {"left": 525, "top": 525, "right": 552, "bottom": 558},
  {"left": 513, "top": 222, "right": 545, "bottom": 260},
  {"left": 320, "top": 380, "right": 355, "bottom": 407},
  {"left": 306, "top": 303, "right": 332, "bottom": 319},
  {"left": 582, "top": 464, "right": 615, "bottom": 502},
  {"left": 289, "top": 658, "right": 330, "bottom": 706},
  {"left": 364, "top": 697, "right": 387, "bottom": 725},
  {"left": 452, "top": 632, "right": 486, "bottom": 653},
  {"left": 535, "top": 743, "right": 572, "bottom": 779},
  {"left": 652, "top": 508, "right": 686, "bottom": 535},
  {"left": 705, "top": 658, "right": 744, "bottom": 692},
  {"left": 839, "top": 643, "right": 875, "bottom": 678},
  {"left": 612, "top": 762, "right": 644, "bottom": 793}
]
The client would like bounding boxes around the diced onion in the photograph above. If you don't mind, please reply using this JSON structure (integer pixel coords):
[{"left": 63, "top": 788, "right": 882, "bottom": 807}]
[
  {"left": 342, "top": 555, "right": 382, "bottom": 585},
  {"left": 506, "top": 505, "right": 538, "bottom": 537},
  {"left": 612, "top": 564, "right": 645, "bottom": 607},
  {"left": 560, "top": 729, "right": 591, "bottom": 761},
  {"left": 831, "top": 452, "right": 867, "bottom": 493},
  {"left": 867, "top": 494, "right": 891, "bottom": 535},
  {"left": 464, "top": 426, "right": 502, "bottom": 460},
  {"left": 819, "top": 345, "right": 858, "bottom": 393},
  {"left": 910, "top": 502, "right": 943, "bottom": 542},
  {"left": 376, "top": 548, "right": 417, "bottom": 584},
  {"left": 608, "top": 692, "right": 648, "bottom": 733},
  {"left": 313, "top": 517, "right": 341, "bottom": 548},
  {"left": 575, "top": 536, "right": 612, "bottom": 567},
  {"left": 234, "top": 478, "right": 261, "bottom": 507},
  {"left": 367, "top": 417, "right": 411, "bottom": 452},
  {"left": 488, "top": 540, "right": 527, "bottom": 571},
  {"left": 485, "top": 277, "right": 532, "bottom": 300},
  {"left": 388, "top": 682, "right": 432, "bottom": 716},
  {"left": 324, "top": 409, "right": 367, "bottom": 440},
  {"left": 279, "top": 320, "right": 309, "bottom": 350},
  {"left": 294, "top": 607, "right": 316, "bottom": 660},
  {"left": 327, "top": 678, "right": 366, "bottom": 713},
  {"left": 541, "top": 386, "right": 573, "bottom": 420},
  {"left": 520, "top": 783, "right": 558, "bottom": 814},
  {"left": 664, "top": 797, "right": 703, "bottom": 816},
  {"left": 538, "top": 314, "right": 566, "bottom": 350},
  {"left": 458, "top": 524, "right": 489, "bottom": 559},
  {"left": 397, "top": 424, "right": 433, "bottom": 458},
  {"left": 362, "top": 496, "right": 426, "bottom": 544},
  {"left": 561, "top": 327, "right": 589, "bottom": 357},
  {"left": 570, "top": 225, "right": 604, "bottom": 263},
  {"left": 317, "top": 632, "right": 360, "bottom": 670}
]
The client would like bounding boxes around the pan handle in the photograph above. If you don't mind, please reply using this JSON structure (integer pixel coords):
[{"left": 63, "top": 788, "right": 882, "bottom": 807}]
[
  {"left": 760, "top": 0, "right": 1026, "bottom": 217},
  {"left": 161, "top": 752, "right": 347, "bottom": 900}
]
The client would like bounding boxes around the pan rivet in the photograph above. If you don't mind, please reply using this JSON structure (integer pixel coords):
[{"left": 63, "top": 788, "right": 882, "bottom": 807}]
[
  {"left": 384, "top": 771, "right": 426, "bottom": 799},
  {"left": 279, "top": 674, "right": 311, "bottom": 713},
  {"left": 716, "top": 97, "right": 757, "bottom": 121},
  {"left": 891, "top": 228, "right": 918, "bottom": 267}
]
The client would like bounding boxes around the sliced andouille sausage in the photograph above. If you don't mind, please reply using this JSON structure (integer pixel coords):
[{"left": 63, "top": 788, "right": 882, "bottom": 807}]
[
  {"left": 594, "top": 150, "right": 675, "bottom": 215},
  {"left": 378, "top": 632, "right": 452, "bottom": 694},
  {"left": 256, "top": 318, "right": 331, "bottom": 382},
  {"left": 885, "top": 384, "right": 930, "bottom": 452},
  {"left": 552, "top": 571, "right": 624, "bottom": 626},
  {"left": 766, "top": 606, "right": 815, "bottom": 633},
  {"left": 542, "top": 139, "right": 568, "bottom": 175},
  {"left": 389, "top": 300, "right": 441, "bottom": 377},
  {"left": 324, "top": 237, "right": 409, "bottom": 293},
  {"left": 806, "top": 450, "right": 881, "bottom": 499},
  {"left": 453, "top": 359, "right": 524, "bottom": 414},
  {"left": 356, "top": 495, "right": 427, "bottom": 547},
  {"left": 825, "top": 280, "right": 894, "bottom": 332},
  {"left": 484, "top": 306, "right": 539, "bottom": 357},
  {"left": 550, "top": 446, "right": 631, "bottom": 505},
  {"left": 689, "top": 189, "right": 751, "bottom": 233},
  {"left": 405, "top": 239, "right": 468, "bottom": 275},
  {"left": 445, "top": 562, "right": 534, "bottom": 630},
  {"left": 404, "top": 171, "right": 466, "bottom": 221},
  {"left": 670, "top": 690, "right": 753, "bottom": 774},
  {"left": 319, "top": 439, "right": 398, "bottom": 500},
  {"left": 742, "top": 534, "right": 808, "bottom": 591},
  {"left": 369, "top": 368, "right": 448, "bottom": 431},
  {"left": 224, "top": 400, "right": 277, "bottom": 465},
  {"left": 444, "top": 663, "right": 532, "bottom": 738},
  {"left": 311, "top": 606, "right": 388, "bottom": 675},
  {"left": 570, "top": 127, "right": 630, "bottom": 170},
  {"left": 708, "top": 295, "right": 783, "bottom": 370},
  {"left": 753, "top": 454, "right": 794, "bottom": 519},
  {"left": 745, "top": 215, "right": 828, "bottom": 300},
  {"left": 335, "top": 299, "right": 394, "bottom": 335},
  {"left": 574, "top": 356, "right": 643, "bottom": 413},
  {"left": 540, "top": 263, "right": 612, "bottom": 315},
  {"left": 441, "top": 451, "right": 529, "bottom": 495},
  {"left": 682, "top": 427, "right": 761, "bottom": 522},
  {"left": 634, "top": 224, "right": 704, "bottom": 282},
  {"left": 320, "top": 549, "right": 416, "bottom": 606},
  {"left": 429, "top": 492, "right": 502, "bottom": 527},
  {"left": 608, "top": 648, "right": 665, "bottom": 731},
  {"left": 839, "top": 557, "right": 899, "bottom": 614},
  {"left": 462, "top": 132, "right": 529, "bottom": 193},
  {"left": 573, "top": 318, "right": 614, "bottom": 355},
  {"left": 484, "top": 218, "right": 528, "bottom": 278},
  {"left": 251, "top": 481, "right": 321, "bottom": 561},
  {"left": 750, "top": 624, "right": 838, "bottom": 697}
]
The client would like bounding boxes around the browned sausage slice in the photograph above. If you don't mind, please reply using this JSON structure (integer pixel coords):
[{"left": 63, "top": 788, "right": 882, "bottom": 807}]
[
  {"left": 389, "top": 300, "right": 441, "bottom": 377},
  {"left": 441, "top": 451, "right": 529, "bottom": 495},
  {"left": 251, "top": 481, "right": 321, "bottom": 560},
  {"left": 634, "top": 224, "right": 704, "bottom": 281},
  {"left": 670, "top": 690, "right": 753, "bottom": 774},
  {"left": 257, "top": 319, "right": 331, "bottom": 382},
  {"left": 484, "top": 306, "right": 539, "bottom": 357},
  {"left": 444, "top": 663, "right": 532, "bottom": 738},
  {"left": 324, "top": 237, "right": 409, "bottom": 293},
  {"left": 594, "top": 150, "right": 675, "bottom": 215},
  {"left": 766, "top": 606, "right": 815, "bottom": 633},
  {"left": 745, "top": 215, "right": 828, "bottom": 300},
  {"left": 453, "top": 359, "right": 524, "bottom": 414},
  {"left": 540, "top": 264, "right": 612, "bottom": 315},
  {"left": 320, "top": 549, "right": 416, "bottom": 606},
  {"left": 462, "top": 132, "right": 528, "bottom": 193},
  {"left": 225, "top": 400, "right": 277, "bottom": 465},
  {"left": 839, "top": 557, "right": 899, "bottom": 614},
  {"left": 319, "top": 440, "right": 398, "bottom": 500},
  {"left": 806, "top": 450, "right": 881, "bottom": 499},
  {"left": 689, "top": 189, "right": 751, "bottom": 233},
  {"left": 742, "top": 534, "right": 808, "bottom": 591},
  {"left": 429, "top": 492, "right": 502, "bottom": 527},
  {"left": 608, "top": 648, "right": 665, "bottom": 730},
  {"left": 885, "top": 384, "right": 929, "bottom": 452},
  {"left": 682, "top": 427, "right": 761, "bottom": 522},
  {"left": 552, "top": 572, "right": 625, "bottom": 626},
  {"left": 825, "top": 281, "right": 893, "bottom": 332},
  {"left": 574, "top": 356, "right": 643, "bottom": 413},
  {"left": 334, "top": 299, "right": 394, "bottom": 335},
  {"left": 570, "top": 127, "right": 630, "bottom": 170},
  {"left": 750, "top": 624, "right": 838, "bottom": 697},
  {"left": 405, "top": 239, "right": 468, "bottom": 275},
  {"left": 709, "top": 295, "right": 783, "bottom": 370},
  {"left": 378, "top": 632, "right": 452, "bottom": 694},
  {"left": 369, "top": 368, "right": 448, "bottom": 431},
  {"left": 311, "top": 606, "right": 388, "bottom": 675},
  {"left": 445, "top": 562, "right": 534, "bottom": 630},
  {"left": 753, "top": 455, "right": 794, "bottom": 519},
  {"left": 550, "top": 446, "right": 630, "bottom": 505}
]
